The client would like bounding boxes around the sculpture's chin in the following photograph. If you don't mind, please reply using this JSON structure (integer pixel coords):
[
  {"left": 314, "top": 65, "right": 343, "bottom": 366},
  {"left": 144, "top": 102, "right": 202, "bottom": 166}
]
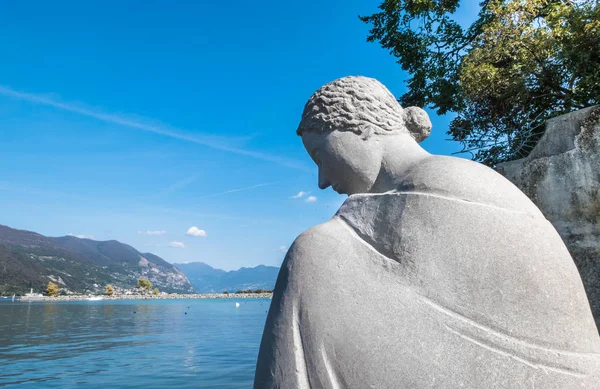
[{"left": 333, "top": 184, "right": 346, "bottom": 195}]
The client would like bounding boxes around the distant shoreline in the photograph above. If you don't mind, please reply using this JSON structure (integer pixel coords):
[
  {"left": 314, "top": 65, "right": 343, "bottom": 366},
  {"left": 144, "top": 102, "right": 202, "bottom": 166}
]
[{"left": 9, "top": 293, "right": 273, "bottom": 302}]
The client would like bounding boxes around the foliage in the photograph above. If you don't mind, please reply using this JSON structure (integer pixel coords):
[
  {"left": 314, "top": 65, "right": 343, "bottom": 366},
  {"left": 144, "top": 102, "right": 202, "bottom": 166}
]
[
  {"left": 46, "top": 281, "right": 60, "bottom": 297},
  {"left": 153, "top": 288, "right": 159, "bottom": 296},
  {"left": 137, "top": 278, "right": 152, "bottom": 290},
  {"left": 360, "top": 0, "right": 600, "bottom": 166},
  {"left": 0, "top": 244, "right": 48, "bottom": 296},
  {"left": 105, "top": 285, "right": 115, "bottom": 296},
  {"left": 223, "top": 291, "right": 229, "bottom": 294}
]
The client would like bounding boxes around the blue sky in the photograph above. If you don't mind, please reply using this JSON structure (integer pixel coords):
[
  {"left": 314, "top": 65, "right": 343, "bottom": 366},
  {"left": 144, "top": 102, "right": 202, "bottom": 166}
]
[{"left": 0, "top": 0, "right": 478, "bottom": 270}]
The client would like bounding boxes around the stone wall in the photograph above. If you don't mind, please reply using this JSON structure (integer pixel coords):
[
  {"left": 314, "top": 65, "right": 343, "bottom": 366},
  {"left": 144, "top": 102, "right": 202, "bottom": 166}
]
[{"left": 496, "top": 106, "right": 600, "bottom": 330}]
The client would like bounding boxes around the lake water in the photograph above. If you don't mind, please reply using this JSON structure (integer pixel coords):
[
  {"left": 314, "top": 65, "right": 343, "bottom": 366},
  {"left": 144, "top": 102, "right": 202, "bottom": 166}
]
[{"left": 0, "top": 298, "right": 270, "bottom": 388}]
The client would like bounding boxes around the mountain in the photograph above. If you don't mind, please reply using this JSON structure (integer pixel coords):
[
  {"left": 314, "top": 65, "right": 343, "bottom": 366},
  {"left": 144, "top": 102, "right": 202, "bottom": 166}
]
[
  {"left": 0, "top": 224, "right": 194, "bottom": 295},
  {"left": 176, "top": 262, "right": 279, "bottom": 293}
]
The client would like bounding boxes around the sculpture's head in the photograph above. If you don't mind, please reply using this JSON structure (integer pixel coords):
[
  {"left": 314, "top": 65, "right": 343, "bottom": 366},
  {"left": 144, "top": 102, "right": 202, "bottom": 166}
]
[{"left": 297, "top": 76, "right": 432, "bottom": 195}]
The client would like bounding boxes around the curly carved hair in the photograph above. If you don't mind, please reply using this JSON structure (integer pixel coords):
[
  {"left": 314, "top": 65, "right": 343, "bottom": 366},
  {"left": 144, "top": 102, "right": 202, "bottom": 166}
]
[{"left": 296, "top": 76, "right": 431, "bottom": 142}]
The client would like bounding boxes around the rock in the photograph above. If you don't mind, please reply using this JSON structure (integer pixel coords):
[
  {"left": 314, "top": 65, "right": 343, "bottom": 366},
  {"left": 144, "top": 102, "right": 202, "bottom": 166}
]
[
  {"left": 254, "top": 77, "right": 600, "bottom": 388},
  {"left": 496, "top": 106, "right": 600, "bottom": 331}
]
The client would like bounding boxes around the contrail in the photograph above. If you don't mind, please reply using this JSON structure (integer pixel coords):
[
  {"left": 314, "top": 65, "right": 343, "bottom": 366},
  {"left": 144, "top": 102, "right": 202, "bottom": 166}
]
[
  {"left": 197, "top": 182, "right": 281, "bottom": 199},
  {"left": 0, "top": 85, "right": 309, "bottom": 171},
  {"left": 155, "top": 175, "right": 200, "bottom": 198}
]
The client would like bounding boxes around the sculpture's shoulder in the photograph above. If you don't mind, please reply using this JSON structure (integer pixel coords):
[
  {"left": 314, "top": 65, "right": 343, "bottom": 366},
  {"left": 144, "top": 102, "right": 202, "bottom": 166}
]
[
  {"left": 287, "top": 218, "right": 350, "bottom": 268},
  {"left": 400, "top": 155, "right": 541, "bottom": 214},
  {"left": 272, "top": 218, "right": 356, "bottom": 303}
]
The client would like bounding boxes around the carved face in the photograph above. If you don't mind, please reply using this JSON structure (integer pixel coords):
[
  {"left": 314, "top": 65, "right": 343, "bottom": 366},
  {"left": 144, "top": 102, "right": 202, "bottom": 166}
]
[{"left": 301, "top": 130, "right": 383, "bottom": 195}]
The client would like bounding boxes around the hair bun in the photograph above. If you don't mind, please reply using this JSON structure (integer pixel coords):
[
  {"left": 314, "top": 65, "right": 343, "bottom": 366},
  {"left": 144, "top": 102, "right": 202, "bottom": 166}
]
[{"left": 403, "top": 107, "right": 432, "bottom": 142}]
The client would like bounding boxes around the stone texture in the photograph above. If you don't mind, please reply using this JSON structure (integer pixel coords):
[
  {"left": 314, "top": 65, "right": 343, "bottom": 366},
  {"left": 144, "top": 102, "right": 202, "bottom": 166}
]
[
  {"left": 254, "top": 77, "right": 600, "bottom": 388},
  {"left": 296, "top": 76, "right": 431, "bottom": 141},
  {"left": 496, "top": 106, "right": 600, "bottom": 331}
]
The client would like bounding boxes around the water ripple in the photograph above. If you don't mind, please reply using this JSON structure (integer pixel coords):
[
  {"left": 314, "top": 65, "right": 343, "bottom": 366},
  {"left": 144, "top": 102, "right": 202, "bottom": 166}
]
[{"left": 0, "top": 299, "right": 269, "bottom": 388}]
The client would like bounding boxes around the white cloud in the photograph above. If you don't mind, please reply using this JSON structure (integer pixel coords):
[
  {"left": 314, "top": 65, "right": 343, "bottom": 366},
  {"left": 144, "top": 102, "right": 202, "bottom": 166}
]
[
  {"left": 138, "top": 230, "right": 167, "bottom": 236},
  {"left": 292, "top": 191, "right": 308, "bottom": 199},
  {"left": 279, "top": 245, "right": 288, "bottom": 253},
  {"left": 186, "top": 226, "right": 207, "bottom": 237},
  {"left": 68, "top": 233, "right": 95, "bottom": 239},
  {"left": 305, "top": 196, "right": 318, "bottom": 203},
  {"left": 169, "top": 241, "right": 186, "bottom": 248}
]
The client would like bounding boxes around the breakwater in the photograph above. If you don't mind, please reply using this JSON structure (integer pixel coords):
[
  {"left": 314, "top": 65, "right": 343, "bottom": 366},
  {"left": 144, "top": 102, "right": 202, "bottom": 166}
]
[{"left": 16, "top": 293, "right": 273, "bottom": 302}]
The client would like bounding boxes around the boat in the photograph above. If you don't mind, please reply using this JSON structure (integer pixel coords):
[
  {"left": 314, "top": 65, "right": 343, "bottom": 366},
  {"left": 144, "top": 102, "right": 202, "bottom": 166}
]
[{"left": 22, "top": 288, "right": 43, "bottom": 299}]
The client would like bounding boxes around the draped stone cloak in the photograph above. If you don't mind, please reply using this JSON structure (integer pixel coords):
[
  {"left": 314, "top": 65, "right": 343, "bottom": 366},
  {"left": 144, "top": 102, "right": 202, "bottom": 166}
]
[{"left": 254, "top": 157, "right": 600, "bottom": 389}]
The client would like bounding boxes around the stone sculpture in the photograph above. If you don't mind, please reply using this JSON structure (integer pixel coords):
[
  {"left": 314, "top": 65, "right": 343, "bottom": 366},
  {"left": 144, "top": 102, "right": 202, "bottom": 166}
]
[
  {"left": 496, "top": 106, "right": 600, "bottom": 331},
  {"left": 254, "top": 76, "right": 600, "bottom": 388}
]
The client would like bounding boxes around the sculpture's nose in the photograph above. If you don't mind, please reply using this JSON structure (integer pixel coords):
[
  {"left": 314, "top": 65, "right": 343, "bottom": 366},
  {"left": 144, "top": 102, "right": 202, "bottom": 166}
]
[{"left": 318, "top": 168, "right": 331, "bottom": 189}]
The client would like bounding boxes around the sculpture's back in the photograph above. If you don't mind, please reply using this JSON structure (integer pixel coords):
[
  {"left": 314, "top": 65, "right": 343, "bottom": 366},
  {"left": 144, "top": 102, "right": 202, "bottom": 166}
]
[{"left": 254, "top": 76, "right": 600, "bottom": 389}]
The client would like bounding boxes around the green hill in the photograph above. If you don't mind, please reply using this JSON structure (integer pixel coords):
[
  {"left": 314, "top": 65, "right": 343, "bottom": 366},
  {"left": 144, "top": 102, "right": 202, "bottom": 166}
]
[{"left": 0, "top": 224, "right": 193, "bottom": 295}]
